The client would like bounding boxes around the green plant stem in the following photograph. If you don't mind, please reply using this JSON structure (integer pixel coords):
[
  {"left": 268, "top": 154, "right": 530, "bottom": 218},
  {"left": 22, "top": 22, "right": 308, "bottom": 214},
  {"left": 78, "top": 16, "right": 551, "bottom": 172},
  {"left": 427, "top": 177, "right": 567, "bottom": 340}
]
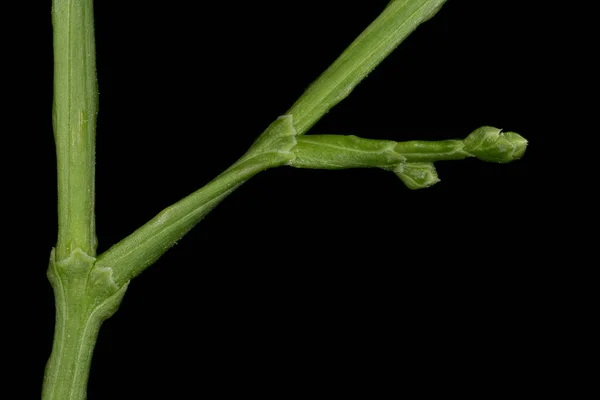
[
  {"left": 42, "top": 250, "right": 128, "bottom": 400},
  {"left": 94, "top": 116, "right": 299, "bottom": 286},
  {"left": 287, "top": 0, "right": 447, "bottom": 135},
  {"left": 44, "top": 1, "right": 103, "bottom": 398},
  {"left": 52, "top": 0, "right": 98, "bottom": 260}
]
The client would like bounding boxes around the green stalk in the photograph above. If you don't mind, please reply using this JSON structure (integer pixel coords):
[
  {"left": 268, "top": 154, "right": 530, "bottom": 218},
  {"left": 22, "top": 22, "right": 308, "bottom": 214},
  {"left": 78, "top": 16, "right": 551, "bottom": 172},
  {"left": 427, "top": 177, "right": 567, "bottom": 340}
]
[
  {"left": 94, "top": 116, "right": 298, "bottom": 286},
  {"left": 43, "top": 1, "right": 108, "bottom": 399},
  {"left": 287, "top": 0, "right": 447, "bottom": 135},
  {"left": 288, "top": 127, "right": 527, "bottom": 189},
  {"left": 52, "top": 0, "right": 98, "bottom": 261},
  {"left": 42, "top": 250, "right": 127, "bottom": 400}
]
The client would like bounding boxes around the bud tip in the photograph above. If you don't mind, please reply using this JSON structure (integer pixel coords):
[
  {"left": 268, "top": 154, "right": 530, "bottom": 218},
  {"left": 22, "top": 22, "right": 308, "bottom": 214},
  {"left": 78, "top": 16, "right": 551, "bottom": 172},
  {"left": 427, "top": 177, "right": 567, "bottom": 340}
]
[{"left": 463, "top": 126, "right": 527, "bottom": 163}]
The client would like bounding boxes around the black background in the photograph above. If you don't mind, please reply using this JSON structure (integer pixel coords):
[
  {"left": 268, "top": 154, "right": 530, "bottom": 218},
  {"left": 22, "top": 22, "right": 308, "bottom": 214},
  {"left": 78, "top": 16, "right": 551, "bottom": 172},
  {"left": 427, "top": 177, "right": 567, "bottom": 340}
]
[{"left": 5, "top": 0, "right": 572, "bottom": 398}]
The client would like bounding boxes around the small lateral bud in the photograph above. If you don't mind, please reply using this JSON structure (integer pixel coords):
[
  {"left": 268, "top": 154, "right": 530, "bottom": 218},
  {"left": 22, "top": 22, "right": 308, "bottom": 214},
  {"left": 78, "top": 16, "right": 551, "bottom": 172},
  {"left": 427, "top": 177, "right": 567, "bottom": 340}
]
[{"left": 395, "top": 162, "right": 440, "bottom": 190}]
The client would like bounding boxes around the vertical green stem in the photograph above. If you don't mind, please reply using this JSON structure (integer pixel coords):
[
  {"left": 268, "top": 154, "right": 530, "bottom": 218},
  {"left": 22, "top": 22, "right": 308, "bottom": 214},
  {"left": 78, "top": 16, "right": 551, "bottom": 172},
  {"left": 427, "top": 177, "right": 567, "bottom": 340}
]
[
  {"left": 42, "top": 259, "right": 102, "bottom": 400},
  {"left": 52, "top": 0, "right": 98, "bottom": 260},
  {"left": 45, "top": 1, "right": 104, "bottom": 398},
  {"left": 42, "top": 300, "right": 101, "bottom": 400},
  {"left": 42, "top": 250, "right": 128, "bottom": 400}
]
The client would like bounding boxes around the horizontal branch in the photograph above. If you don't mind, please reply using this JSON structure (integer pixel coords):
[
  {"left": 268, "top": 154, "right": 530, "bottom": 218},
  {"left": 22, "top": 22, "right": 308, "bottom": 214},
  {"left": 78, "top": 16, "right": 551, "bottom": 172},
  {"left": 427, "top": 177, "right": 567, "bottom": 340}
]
[
  {"left": 95, "top": 122, "right": 526, "bottom": 287},
  {"left": 289, "top": 126, "right": 527, "bottom": 188}
]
